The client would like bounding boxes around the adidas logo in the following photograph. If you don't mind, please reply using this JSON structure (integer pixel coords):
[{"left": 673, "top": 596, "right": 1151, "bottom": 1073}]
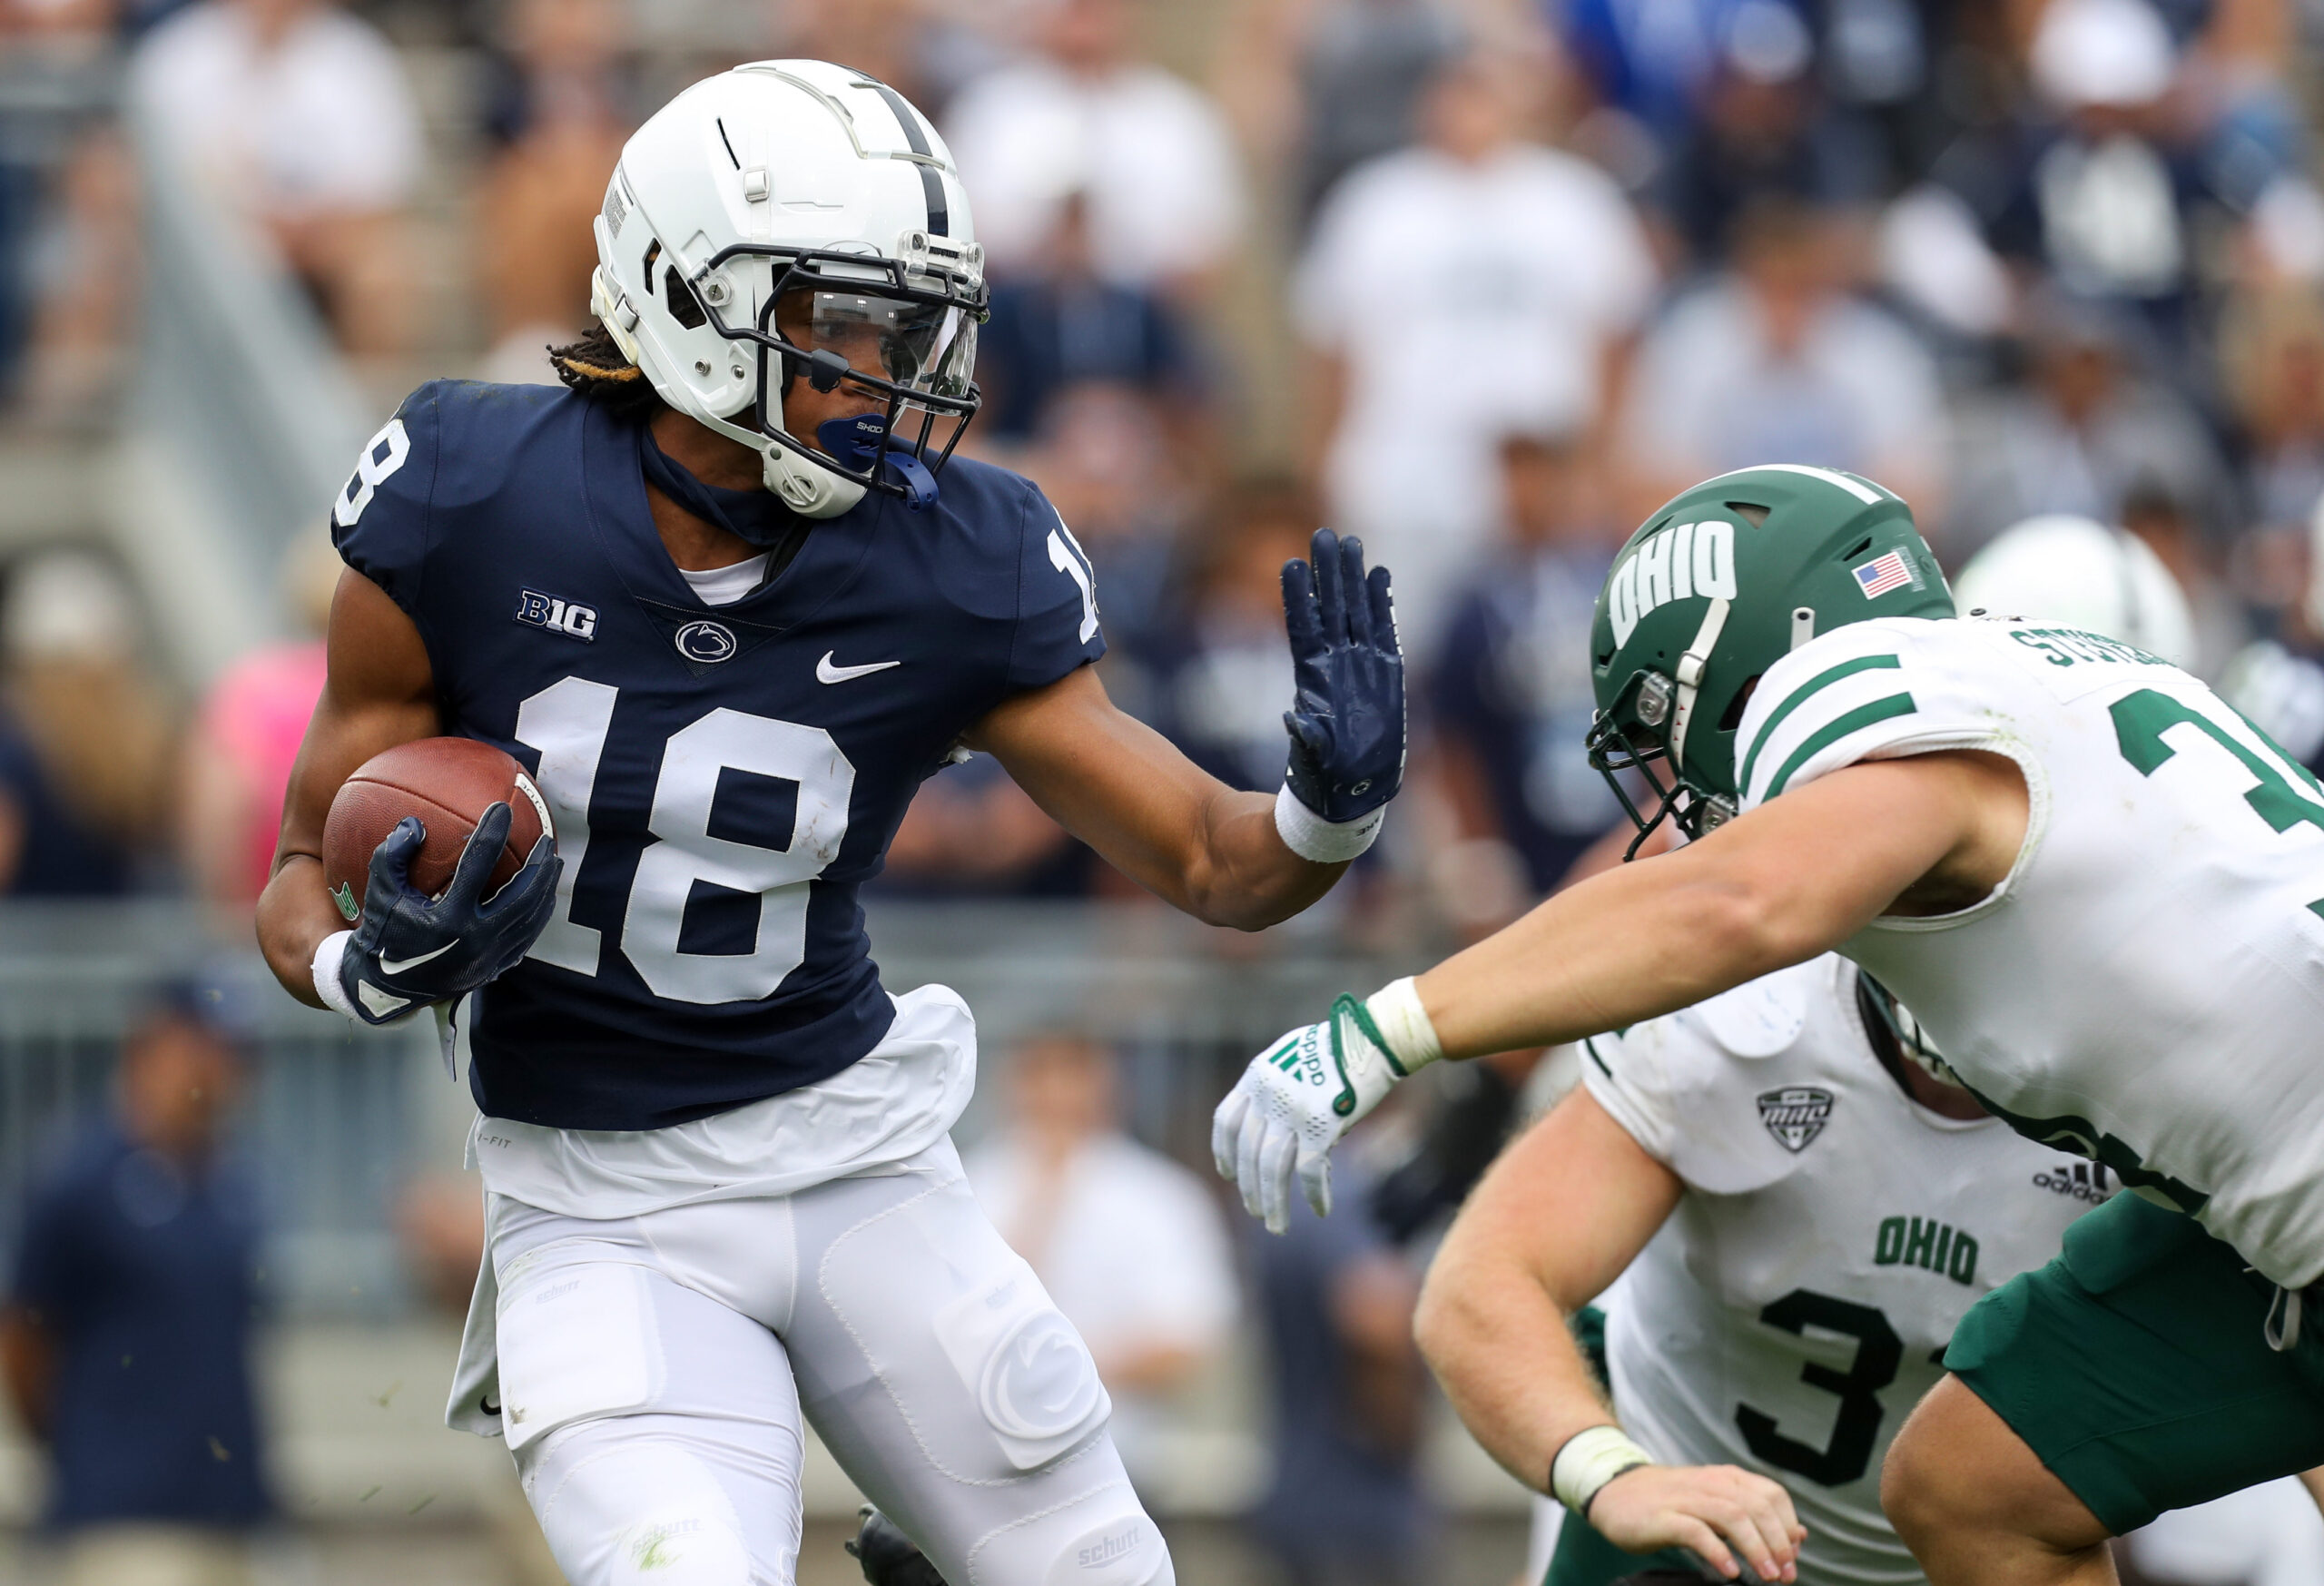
[{"left": 2032, "top": 1161, "right": 2113, "bottom": 1203}]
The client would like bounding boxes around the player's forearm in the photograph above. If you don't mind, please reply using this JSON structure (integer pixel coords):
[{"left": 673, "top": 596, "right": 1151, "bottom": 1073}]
[
  {"left": 256, "top": 853, "right": 340, "bottom": 1009},
  {"left": 1414, "top": 853, "right": 1819, "bottom": 1059},
  {"left": 1414, "top": 1256, "right": 1613, "bottom": 1493},
  {"left": 1176, "top": 787, "right": 1349, "bottom": 931},
  {"left": 1412, "top": 762, "right": 1987, "bottom": 1059},
  {"left": 983, "top": 685, "right": 1354, "bottom": 930}
]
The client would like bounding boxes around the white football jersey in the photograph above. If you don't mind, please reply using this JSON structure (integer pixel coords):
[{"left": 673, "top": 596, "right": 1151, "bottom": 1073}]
[
  {"left": 1733, "top": 616, "right": 2324, "bottom": 1287},
  {"left": 1586, "top": 956, "right": 2109, "bottom": 1586}
]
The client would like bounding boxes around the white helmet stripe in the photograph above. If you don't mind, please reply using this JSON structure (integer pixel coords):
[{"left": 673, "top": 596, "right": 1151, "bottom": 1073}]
[{"left": 1708, "top": 463, "right": 1887, "bottom": 504}]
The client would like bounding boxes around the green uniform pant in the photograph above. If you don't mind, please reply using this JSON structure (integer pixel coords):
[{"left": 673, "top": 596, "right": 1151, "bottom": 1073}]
[
  {"left": 1542, "top": 1511, "right": 1699, "bottom": 1586},
  {"left": 1947, "top": 1190, "right": 2324, "bottom": 1534}
]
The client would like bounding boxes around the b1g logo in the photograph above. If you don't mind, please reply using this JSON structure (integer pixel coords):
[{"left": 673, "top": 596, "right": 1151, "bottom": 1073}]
[{"left": 515, "top": 589, "right": 598, "bottom": 641}]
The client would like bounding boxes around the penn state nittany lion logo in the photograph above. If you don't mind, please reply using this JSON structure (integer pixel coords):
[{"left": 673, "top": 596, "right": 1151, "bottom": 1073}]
[
  {"left": 675, "top": 619, "right": 737, "bottom": 665},
  {"left": 1758, "top": 1086, "right": 1834, "bottom": 1152}
]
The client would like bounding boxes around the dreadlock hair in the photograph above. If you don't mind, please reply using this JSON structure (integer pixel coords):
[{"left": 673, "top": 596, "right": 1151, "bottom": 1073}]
[{"left": 547, "top": 322, "right": 667, "bottom": 420}]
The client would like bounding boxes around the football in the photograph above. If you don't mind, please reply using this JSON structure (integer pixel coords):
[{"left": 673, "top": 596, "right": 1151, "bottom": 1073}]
[{"left": 320, "top": 738, "right": 552, "bottom": 921}]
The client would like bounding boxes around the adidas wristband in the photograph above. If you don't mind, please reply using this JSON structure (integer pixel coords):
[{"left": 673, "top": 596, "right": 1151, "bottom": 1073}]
[
  {"left": 1275, "top": 782, "right": 1385, "bottom": 864},
  {"left": 311, "top": 930, "right": 361, "bottom": 1020},
  {"left": 1364, "top": 977, "right": 1443, "bottom": 1072},
  {"left": 1551, "top": 1424, "right": 1656, "bottom": 1517}
]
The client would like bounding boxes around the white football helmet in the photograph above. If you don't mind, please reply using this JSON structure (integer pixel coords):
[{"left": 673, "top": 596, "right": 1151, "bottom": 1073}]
[
  {"left": 590, "top": 61, "right": 986, "bottom": 517},
  {"left": 1953, "top": 513, "right": 2196, "bottom": 667}
]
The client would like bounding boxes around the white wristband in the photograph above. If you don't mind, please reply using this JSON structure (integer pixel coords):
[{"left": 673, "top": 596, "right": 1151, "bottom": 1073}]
[
  {"left": 1551, "top": 1424, "right": 1656, "bottom": 1516},
  {"left": 1275, "top": 783, "right": 1385, "bottom": 864},
  {"left": 1364, "top": 976, "right": 1443, "bottom": 1073},
  {"left": 311, "top": 930, "right": 360, "bottom": 1020}
]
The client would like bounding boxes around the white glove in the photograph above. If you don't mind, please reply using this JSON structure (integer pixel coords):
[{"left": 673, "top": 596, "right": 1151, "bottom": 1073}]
[{"left": 1213, "top": 983, "right": 1440, "bottom": 1233}]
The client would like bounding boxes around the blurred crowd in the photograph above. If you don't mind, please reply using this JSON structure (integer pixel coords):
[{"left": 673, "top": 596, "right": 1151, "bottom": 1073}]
[
  {"left": 0, "top": 0, "right": 2321, "bottom": 934},
  {"left": 5, "top": 5, "right": 2324, "bottom": 1578}
]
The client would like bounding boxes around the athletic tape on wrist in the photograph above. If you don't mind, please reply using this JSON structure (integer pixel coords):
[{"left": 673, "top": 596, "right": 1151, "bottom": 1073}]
[
  {"left": 1364, "top": 977, "right": 1443, "bottom": 1072},
  {"left": 1551, "top": 1424, "right": 1655, "bottom": 1517},
  {"left": 311, "top": 930, "right": 360, "bottom": 1020},
  {"left": 1275, "top": 783, "right": 1384, "bottom": 864}
]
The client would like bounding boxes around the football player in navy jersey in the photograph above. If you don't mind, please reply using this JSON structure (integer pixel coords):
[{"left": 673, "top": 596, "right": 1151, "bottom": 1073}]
[{"left": 252, "top": 63, "right": 1403, "bottom": 1586}]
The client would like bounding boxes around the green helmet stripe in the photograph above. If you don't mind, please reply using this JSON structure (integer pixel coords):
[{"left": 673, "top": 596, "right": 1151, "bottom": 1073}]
[
  {"left": 1765, "top": 692, "right": 1917, "bottom": 798},
  {"left": 1738, "top": 654, "right": 1903, "bottom": 797}
]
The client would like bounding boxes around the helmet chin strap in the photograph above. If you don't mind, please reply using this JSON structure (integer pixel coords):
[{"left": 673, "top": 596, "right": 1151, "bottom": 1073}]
[
  {"left": 1667, "top": 596, "right": 1730, "bottom": 773},
  {"left": 673, "top": 407, "right": 869, "bottom": 519},
  {"left": 588, "top": 269, "right": 869, "bottom": 520},
  {"left": 760, "top": 440, "right": 866, "bottom": 518}
]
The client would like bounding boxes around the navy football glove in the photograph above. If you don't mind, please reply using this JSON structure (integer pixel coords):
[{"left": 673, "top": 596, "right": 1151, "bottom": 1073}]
[
  {"left": 337, "top": 803, "right": 561, "bottom": 1025},
  {"left": 1282, "top": 527, "right": 1404, "bottom": 831}
]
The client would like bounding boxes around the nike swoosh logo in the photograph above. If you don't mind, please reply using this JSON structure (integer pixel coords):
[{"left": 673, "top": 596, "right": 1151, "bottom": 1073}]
[
  {"left": 379, "top": 941, "right": 457, "bottom": 977},
  {"left": 817, "top": 651, "right": 901, "bottom": 685},
  {"left": 357, "top": 981, "right": 413, "bottom": 1019}
]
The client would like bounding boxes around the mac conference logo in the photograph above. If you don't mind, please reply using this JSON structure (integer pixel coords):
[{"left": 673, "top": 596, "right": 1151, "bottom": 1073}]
[
  {"left": 1758, "top": 1086, "right": 1834, "bottom": 1152},
  {"left": 675, "top": 619, "right": 737, "bottom": 665}
]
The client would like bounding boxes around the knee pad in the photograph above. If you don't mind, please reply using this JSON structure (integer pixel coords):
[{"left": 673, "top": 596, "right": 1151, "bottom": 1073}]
[
  {"left": 1038, "top": 1505, "right": 1173, "bottom": 1586},
  {"left": 955, "top": 1486, "right": 1172, "bottom": 1586},
  {"left": 527, "top": 1434, "right": 756, "bottom": 1586}
]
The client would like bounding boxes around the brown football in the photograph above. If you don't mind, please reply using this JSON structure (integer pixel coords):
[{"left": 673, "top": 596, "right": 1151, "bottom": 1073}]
[{"left": 320, "top": 738, "right": 552, "bottom": 921}]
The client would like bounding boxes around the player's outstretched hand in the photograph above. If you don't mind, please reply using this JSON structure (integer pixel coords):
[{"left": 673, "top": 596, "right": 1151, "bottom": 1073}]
[
  {"left": 1280, "top": 528, "right": 1404, "bottom": 847},
  {"left": 336, "top": 803, "right": 563, "bottom": 1025},
  {"left": 1588, "top": 1463, "right": 1806, "bottom": 1584},
  {"left": 1212, "top": 995, "right": 1407, "bottom": 1234}
]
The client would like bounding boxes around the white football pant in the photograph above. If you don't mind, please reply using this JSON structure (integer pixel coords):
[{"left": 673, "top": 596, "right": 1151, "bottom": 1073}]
[{"left": 487, "top": 1139, "right": 1174, "bottom": 1586}]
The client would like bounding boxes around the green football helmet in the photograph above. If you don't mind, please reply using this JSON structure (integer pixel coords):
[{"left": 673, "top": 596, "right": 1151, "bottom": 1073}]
[{"left": 1585, "top": 464, "right": 1954, "bottom": 849}]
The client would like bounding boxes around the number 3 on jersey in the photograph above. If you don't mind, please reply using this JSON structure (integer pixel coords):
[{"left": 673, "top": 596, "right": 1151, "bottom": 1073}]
[
  {"left": 1736, "top": 1289, "right": 1902, "bottom": 1487},
  {"left": 513, "top": 677, "right": 856, "bottom": 1005}
]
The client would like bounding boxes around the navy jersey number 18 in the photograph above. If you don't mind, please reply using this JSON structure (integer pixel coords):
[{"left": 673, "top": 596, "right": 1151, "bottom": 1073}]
[{"left": 331, "top": 379, "right": 1103, "bottom": 1130}]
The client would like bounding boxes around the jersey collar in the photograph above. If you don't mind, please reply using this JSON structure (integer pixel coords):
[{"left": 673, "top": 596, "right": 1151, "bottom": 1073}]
[{"left": 579, "top": 400, "right": 879, "bottom": 634}]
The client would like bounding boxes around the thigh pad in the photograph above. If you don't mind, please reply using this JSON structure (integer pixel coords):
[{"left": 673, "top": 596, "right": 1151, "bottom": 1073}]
[{"left": 497, "top": 1250, "right": 664, "bottom": 1453}]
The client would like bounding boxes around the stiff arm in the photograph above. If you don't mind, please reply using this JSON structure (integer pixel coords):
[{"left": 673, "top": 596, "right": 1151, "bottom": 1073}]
[{"left": 970, "top": 664, "right": 1351, "bottom": 931}]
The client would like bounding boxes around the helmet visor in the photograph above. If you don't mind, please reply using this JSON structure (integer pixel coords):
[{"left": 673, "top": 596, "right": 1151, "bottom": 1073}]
[{"left": 788, "top": 289, "right": 979, "bottom": 404}]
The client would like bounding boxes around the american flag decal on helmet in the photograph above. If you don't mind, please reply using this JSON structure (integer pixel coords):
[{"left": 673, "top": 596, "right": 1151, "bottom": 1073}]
[{"left": 1852, "top": 550, "right": 1917, "bottom": 599}]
